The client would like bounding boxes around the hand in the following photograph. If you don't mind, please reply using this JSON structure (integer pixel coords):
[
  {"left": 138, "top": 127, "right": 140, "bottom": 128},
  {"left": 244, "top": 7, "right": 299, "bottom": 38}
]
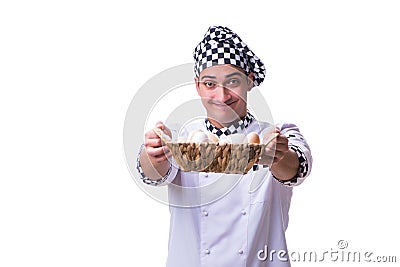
[
  {"left": 144, "top": 121, "right": 172, "bottom": 164},
  {"left": 259, "top": 127, "right": 289, "bottom": 167}
]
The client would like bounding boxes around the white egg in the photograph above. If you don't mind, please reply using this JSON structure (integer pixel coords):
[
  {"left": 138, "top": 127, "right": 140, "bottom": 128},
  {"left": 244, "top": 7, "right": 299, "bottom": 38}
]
[
  {"left": 191, "top": 131, "right": 209, "bottom": 143},
  {"left": 218, "top": 135, "right": 230, "bottom": 144},
  {"left": 177, "top": 136, "right": 187, "bottom": 143},
  {"left": 227, "top": 133, "right": 246, "bottom": 144},
  {"left": 187, "top": 129, "right": 203, "bottom": 142},
  {"left": 206, "top": 132, "right": 219, "bottom": 143}
]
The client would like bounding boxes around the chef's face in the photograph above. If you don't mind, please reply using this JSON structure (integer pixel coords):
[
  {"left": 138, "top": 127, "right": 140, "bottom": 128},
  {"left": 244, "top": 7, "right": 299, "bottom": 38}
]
[{"left": 195, "top": 65, "right": 254, "bottom": 128}]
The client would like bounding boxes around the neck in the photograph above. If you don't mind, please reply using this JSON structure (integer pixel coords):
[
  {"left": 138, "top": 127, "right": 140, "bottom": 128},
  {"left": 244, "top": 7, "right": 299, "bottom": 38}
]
[
  {"left": 207, "top": 118, "right": 226, "bottom": 129},
  {"left": 207, "top": 111, "right": 247, "bottom": 129}
]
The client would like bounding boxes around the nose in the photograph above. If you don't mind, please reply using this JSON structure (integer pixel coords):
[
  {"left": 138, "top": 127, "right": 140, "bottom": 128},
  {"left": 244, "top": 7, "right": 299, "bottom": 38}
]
[{"left": 214, "top": 84, "right": 231, "bottom": 103}]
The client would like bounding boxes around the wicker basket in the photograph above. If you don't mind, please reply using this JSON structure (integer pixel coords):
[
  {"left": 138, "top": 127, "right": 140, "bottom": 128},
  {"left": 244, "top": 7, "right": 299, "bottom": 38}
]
[
  {"left": 167, "top": 142, "right": 265, "bottom": 174},
  {"left": 154, "top": 129, "right": 273, "bottom": 174}
]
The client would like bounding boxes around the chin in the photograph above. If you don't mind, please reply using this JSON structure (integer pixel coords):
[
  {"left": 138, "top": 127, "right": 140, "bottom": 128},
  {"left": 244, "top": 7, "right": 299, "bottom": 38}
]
[{"left": 208, "top": 108, "right": 242, "bottom": 125}]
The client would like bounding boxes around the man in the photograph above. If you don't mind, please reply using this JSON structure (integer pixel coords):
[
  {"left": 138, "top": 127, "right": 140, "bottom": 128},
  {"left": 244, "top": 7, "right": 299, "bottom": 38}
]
[{"left": 137, "top": 26, "right": 312, "bottom": 266}]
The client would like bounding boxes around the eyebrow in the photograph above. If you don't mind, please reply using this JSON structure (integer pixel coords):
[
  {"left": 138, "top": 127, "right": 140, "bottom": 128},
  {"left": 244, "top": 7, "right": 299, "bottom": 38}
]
[
  {"left": 200, "top": 71, "right": 245, "bottom": 80},
  {"left": 225, "top": 71, "right": 245, "bottom": 79},
  {"left": 200, "top": 75, "right": 216, "bottom": 80}
]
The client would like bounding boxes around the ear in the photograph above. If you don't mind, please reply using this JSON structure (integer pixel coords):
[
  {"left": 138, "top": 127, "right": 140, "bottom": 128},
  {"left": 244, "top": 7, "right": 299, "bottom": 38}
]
[
  {"left": 195, "top": 77, "right": 201, "bottom": 96},
  {"left": 247, "top": 72, "right": 255, "bottom": 91}
]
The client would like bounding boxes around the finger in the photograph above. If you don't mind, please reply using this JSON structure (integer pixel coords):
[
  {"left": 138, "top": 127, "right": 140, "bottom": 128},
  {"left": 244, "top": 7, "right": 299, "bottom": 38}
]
[
  {"left": 145, "top": 129, "right": 161, "bottom": 140},
  {"left": 275, "top": 134, "right": 288, "bottom": 144},
  {"left": 276, "top": 139, "right": 288, "bottom": 147},
  {"left": 146, "top": 146, "right": 170, "bottom": 158},
  {"left": 154, "top": 121, "right": 172, "bottom": 139},
  {"left": 155, "top": 121, "right": 166, "bottom": 130},
  {"left": 152, "top": 154, "right": 171, "bottom": 163},
  {"left": 144, "top": 137, "right": 163, "bottom": 148},
  {"left": 273, "top": 141, "right": 293, "bottom": 163},
  {"left": 149, "top": 146, "right": 170, "bottom": 156},
  {"left": 163, "top": 127, "right": 172, "bottom": 139},
  {"left": 152, "top": 149, "right": 173, "bottom": 163}
]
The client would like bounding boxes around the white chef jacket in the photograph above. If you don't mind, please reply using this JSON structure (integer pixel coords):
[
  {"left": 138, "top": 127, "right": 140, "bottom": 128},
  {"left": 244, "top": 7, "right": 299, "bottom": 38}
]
[{"left": 137, "top": 119, "right": 312, "bottom": 267}]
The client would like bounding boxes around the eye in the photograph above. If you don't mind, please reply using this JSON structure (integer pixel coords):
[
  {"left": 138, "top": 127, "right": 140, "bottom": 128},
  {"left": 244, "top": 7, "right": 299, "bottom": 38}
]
[
  {"left": 225, "top": 78, "right": 240, "bottom": 87},
  {"left": 203, "top": 81, "right": 216, "bottom": 88}
]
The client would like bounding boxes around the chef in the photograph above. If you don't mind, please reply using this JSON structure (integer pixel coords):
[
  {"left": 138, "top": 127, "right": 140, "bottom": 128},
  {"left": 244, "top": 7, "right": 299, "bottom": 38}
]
[{"left": 136, "top": 26, "right": 312, "bottom": 267}]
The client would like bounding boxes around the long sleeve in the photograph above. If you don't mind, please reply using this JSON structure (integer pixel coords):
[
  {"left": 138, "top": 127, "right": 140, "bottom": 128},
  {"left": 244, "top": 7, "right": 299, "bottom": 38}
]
[
  {"left": 274, "top": 123, "right": 313, "bottom": 187},
  {"left": 136, "top": 144, "right": 179, "bottom": 186}
]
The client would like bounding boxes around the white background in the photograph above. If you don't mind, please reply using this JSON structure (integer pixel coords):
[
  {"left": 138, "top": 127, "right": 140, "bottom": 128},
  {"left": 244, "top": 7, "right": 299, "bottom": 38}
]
[{"left": 1, "top": 0, "right": 399, "bottom": 266}]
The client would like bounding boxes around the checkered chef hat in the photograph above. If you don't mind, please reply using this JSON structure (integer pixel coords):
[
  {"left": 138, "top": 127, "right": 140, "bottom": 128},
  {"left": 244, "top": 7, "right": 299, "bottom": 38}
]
[{"left": 193, "top": 26, "right": 266, "bottom": 86}]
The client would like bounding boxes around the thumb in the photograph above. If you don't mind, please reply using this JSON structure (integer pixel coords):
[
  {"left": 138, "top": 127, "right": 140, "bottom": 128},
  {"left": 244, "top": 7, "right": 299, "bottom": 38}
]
[
  {"left": 155, "top": 121, "right": 172, "bottom": 139},
  {"left": 155, "top": 121, "right": 165, "bottom": 130}
]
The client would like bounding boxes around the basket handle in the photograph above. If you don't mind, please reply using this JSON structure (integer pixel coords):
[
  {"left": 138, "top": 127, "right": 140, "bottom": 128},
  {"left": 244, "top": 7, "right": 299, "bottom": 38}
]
[
  {"left": 263, "top": 132, "right": 279, "bottom": 145},
  {"left": 153, "top": 128, "right": 172, "bottom": 143}
]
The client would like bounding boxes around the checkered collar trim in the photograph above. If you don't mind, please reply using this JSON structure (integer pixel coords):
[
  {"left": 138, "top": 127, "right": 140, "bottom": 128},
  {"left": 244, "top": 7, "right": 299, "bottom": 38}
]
[{"left": 205, "top": 112, "right": 254, "bottom": 137}]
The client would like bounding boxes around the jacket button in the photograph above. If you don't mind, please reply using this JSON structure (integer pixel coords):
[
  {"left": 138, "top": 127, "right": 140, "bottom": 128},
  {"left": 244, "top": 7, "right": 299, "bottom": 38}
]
[{"left": 205, "top": 249, "right": 210, "bottom": 254}]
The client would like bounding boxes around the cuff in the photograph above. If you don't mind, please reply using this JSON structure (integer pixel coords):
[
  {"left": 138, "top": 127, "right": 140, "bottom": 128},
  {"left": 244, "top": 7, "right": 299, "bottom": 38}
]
[
  {"left": 136, "top": 144, "right": 174, "bottom": 186},
  {"left": 273, "top": 144, "right": 309, "bottom": 187}
]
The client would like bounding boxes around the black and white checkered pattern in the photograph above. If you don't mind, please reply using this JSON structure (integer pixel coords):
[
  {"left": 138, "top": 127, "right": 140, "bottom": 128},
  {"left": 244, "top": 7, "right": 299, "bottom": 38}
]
[
  {"left": 205, "top": 112, "right": 254, "bottom": 137},
  {"left": 193, "top": 26, "right": 266, "bottom": 87},
  {"left": 273, "top": 145, "right": 309, "bottom": 187},
  {"left": 136, "top": 144, "right": 172, "bottom": 186}
]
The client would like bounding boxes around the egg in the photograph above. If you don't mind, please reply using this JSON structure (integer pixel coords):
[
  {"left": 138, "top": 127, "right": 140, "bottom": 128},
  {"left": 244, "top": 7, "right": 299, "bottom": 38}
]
[
  {"left": 218, "top": 135, "right": 230, "bottom": 144},
  {"left": 227, "top": 133, "right": 246, "bottom": 144},
  {"left": 246, "top": 132, "right": 260, "bottom": 144},
  {"left": 177, "top": 136, "right": 187, "bottom": 143},
  {"left": 191, "top": 131, "right": 209, "bottom": 143},
  {"left": 187, "top": 129, "right": 203, "bottom": 142},
  {"left": 206, "top": 132, "right": 219, "bottom": 143}
]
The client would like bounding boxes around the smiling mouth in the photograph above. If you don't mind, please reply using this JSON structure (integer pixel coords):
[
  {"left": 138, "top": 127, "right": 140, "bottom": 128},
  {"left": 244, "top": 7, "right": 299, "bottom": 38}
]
[{"left": 211, "top": 100, "right": 237, "bottom": 107}]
